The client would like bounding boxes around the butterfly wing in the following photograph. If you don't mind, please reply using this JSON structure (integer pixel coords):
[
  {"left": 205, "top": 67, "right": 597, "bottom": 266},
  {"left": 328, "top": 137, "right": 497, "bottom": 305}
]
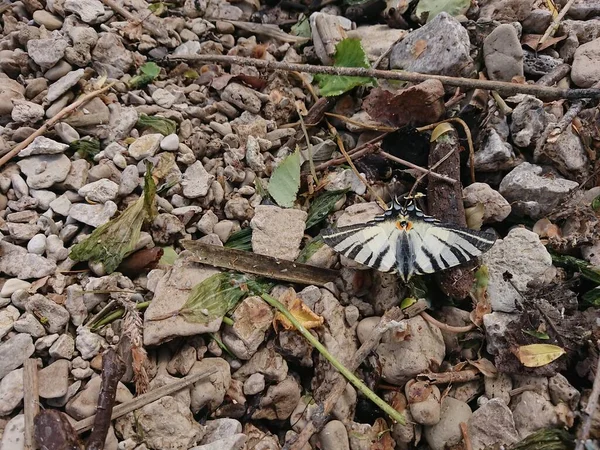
[{"left": 321, "top": 221, "right": 399, "bottom": 273}]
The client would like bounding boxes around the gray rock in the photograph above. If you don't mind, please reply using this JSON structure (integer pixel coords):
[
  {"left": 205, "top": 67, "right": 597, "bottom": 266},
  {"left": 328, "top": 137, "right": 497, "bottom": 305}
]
[
  {"left": 33, "top": 10, "right": 64, "bottom": 30},
  {"left": 119, "top": 165, "right": 141, "bottom": 196},
  {"left": 424, "top": 397, "right": 472, "bottom": 450},
  {"left": 407, "top": 381, "right": 441, "bottom": 426},
  {"left": 479, "top": 0, "right": 535, "bottom": 21},
  {"left": 512, "top": 391, "right": 558, "bottom": 438},
  {"left": 485, "top": 372, "right": 513, "bottom": 405},
  {"left": 318, "top": 420, "right": 350, "bottom": 450},
  {"left": 47, "top": 69, "right": 85, "bottom": 102},
  {"left": 49, "top": 193, "right": 72, "bottom": 216},
  {"left": 45, "top": 60, "right": 73, "bottom": 82},
  {"left": 19, "top": 136, "right": 68, "bottom": 157},
  {"left": 29, "top": 189, "right": 56, "bottom": 210},
  {"left": 67, "top": 375, "right": 133, "bottom": 419},
  {"left": 222, "top": 83, "right": 262, "bottom": 114},
  {"left": 27, "top": 35, "right": 69, "bottom": 70},
  {"left": 191, "top": 435, "right": 246, "bottom": 450},
  {"left": 75, "top": 326, "right": 105, "bottom": 359},
  {"left": 325, "top": 169, "right": 366, "bottom": 195},
  {"left": 78, "top": 179, "right": 119, "bottom": 203},
  {"left": 484, "top": 24, "right": 524, "bottom": 81},
  {"left": 68, "top": 201, "right": 118, "bottom": 227},
  {"left": 7, "top": 223, "right": 41, "bottom": 241},
  {"left": 390, "top": 13, "right": 473, "bottom": 77},
  {"left": 572, "top": 37, "right": 600, "bottom": 88},
  {"left": 58, "top": 158, "right": 89, "bottom": 191},
  {"left": 510, "top": 96, "right": 552, "bottom": 148},
  {"left": 224, "top": 197, "right": 254, "bottom": 221},
  {"left": 128, "top": 134, "right": 162, "bottom": 160},
  {"left": 46, "top": 235, "right": 68, "bottom": 261},
  {"left": 463, "top": 183, "right": 511, "bottom": 223},
  {"left": 245, "top": 135, "right": 266, "bottom": 172},
  {"left": 152, "top": 88, "right": 177, "bottom": 108},
  {"left": 222, "top": 296, "right": 273, "bottom": 360},
  {"left": 356, "top": 316, "right": 381, "bottom": 344},
  {"left": 54, "top": 122, "right": 80, "bottom": 144},
  {"left": 0, "top": 279, "right": 31, "bottom": 298},
  {"left": 17, "top": 154, "right": 71, "bottom": 189},
  {"left": 182, "top": 161, "right": 215, "bottom": 198},
  {"left": 522, "top": 9, "right": 553, "bottom": 34},
  {"left": 39, "top": 359, "right": 70, "bottom": 399},
  {"left": 468, "top": 399, "right": 519, "bottom": 450},
  {"left": 347, "top": 24, "right": 406, "bottom": 63},
  {"left": 233, "top": 346, "right": 288, "bottom": 383},
  {"left": 499, "top": 162, "right": 579, "bottom": 218},
  {"left": 483, "top": 312, "right": 518, "bottom": 355},
  {"left": 11, "top": 99, "right": 45, "bottom": 124},
  {"left": 49, "top": 334, "right": 75, "bottom": 360},
  {"left": 482, "top": 227, "right": 553, "bottom": 312},
  {"left": 91, "top": 33, "right": 133, "bottom": 78},
  {"left": 536, "top": 126, "right": 590, "bottom": 181},
  {"left": 252, "top": 375, "right": 301, "bottom": 420},
  {"left": 26, "top": 294, "right": 69, "bottom": 333},
  {"left": 201, "top": 419, "right": 242, "bottom": 445},
  {"left": 378, "top": 315, "right": 445, "bottom": 385},
  {"left": 0, "top": 368, "right": 24, "bottom": 415},
  {"left": 1, "top": 415, "right": 25, "bottom": 449},
  {"left": 0, "top": 306, "right": 20, "bottom": 339},
  {"left": 190, "top": 358, "right": 231, "bottom": 412},
  {"left": 243, "top": 373, "right": 265, "bottom": 395},
  {"left": 0, "top": 333, "right": 34, "bottom": 379},
  {"left": 0, "top": 77, "right": 25, "bottom": 117},
  {"left": 250, "top": 205, "right": 307, "bottom": 261},
  {"left": 548, "top": 373, "right": 580, "bottom": 409},
  {"left": 0, "top": 241, "right": 57, "bottom": 279},
  {"left": 197, "top": 210, "right": 219, "bottom": 234},
  {"left": 64, "top": 0, "right": 107, "bottom": 23},
  {"left": 106, "top": 105, "right": 139, "bottom": 142},
  {"left": 13, "top": 313, "right": 46, "bottom": 337},
  {"left": 11, "top": 173, "right": 29, "bottom": 198}
]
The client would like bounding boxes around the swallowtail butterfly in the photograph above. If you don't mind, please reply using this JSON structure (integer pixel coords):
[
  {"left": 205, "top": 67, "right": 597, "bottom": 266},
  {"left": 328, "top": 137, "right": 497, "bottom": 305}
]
[{"left": 321, "top": 196, "right": 496, "bottom": 282}]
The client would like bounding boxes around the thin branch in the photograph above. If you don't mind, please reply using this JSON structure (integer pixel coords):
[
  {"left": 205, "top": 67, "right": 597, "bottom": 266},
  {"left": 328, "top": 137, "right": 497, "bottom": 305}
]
[
  {"left": 261, "top": 294, "right": 405, "bottom": 427},
  {"left": 286, "top": 307, "right": 405, "bottom": 450},
  {"left": 576, "top": 342, "right": 600, "bottom": 450},
  {"left": 23, "top": 359, "right": 39, "bottom": 450},
  {"left": 166, "top": 54, "right": 600, "bottom": 100},
  {"left": 538, "top": 0, "right": 577, "bottom": 49},
  {"left": 420, "top": 311, "right": 475, "bottom": 333},
  {"left": 324, "top": 112, "right": 397, "bottom": 132},
  {"left": 0, "top": 83, "right": 115, "bottom": 168},
  {"left": 380, "top": 151, "right": 458, "bottom": 184},
  {"left": 408, "top": 146, "right": 457, "bottom": 198},
  {"left": 314, "top": 134, "right": 385, "bottom": 171},
  {"left": 460, "top": 422, "right": 474, "bottom": 450},
  {"left": 417, "top": 368, "right": 480, "bottom": 384}
]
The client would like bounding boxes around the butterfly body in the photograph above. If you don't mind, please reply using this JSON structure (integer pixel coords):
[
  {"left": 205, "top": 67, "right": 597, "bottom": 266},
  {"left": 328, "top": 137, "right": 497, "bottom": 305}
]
[{"left": 322, "top": 198, "right": 496, "bottom": 282}]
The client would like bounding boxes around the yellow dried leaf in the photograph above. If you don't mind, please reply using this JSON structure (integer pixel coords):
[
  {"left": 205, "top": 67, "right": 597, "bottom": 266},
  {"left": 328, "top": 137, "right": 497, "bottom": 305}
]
[
  {"left": 273, "top": 296, "right": 324, "bottom": 332},
  {"left": 468, "top": 358, "right": 498, "bottom": 377},
  {"left": 430, "top": 122, "right": 454, "bottom": 142},
  {"left": 515, "top": 344, "right": 565, "bottom": 368},
  {"left": 465, "top": 203, "right": 485, "bottom": 231}
]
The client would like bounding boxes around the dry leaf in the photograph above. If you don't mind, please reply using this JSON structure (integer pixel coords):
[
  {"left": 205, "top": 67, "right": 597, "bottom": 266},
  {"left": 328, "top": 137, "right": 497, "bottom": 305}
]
[
  {"left": 533, "top": 218, "right": 562, "bottom": 239},
  {"left": 412, "top": 39, "right": 428, "bottom": 58},
  {"left": 515, "top": 344, "right": 566, "bottom": 368},
  {"left": 273, "top": 294, "right": 324, "bottom": 332},
  {"left": 371, "top": 417, "right": 396, "bottom": 450},
  {"left": 465, "top": 203, "right": 485, "bottom": 231},
  {"left": 28, "top": 276, "right": 50, "bottom": 294},
  {"left": 468, "top": 358, "right": 498, "bottom": 377},
  {"left": 430, "top": 123, "right": 454, "bottom": 142},
  {"left": 521, "top": 33, "right": 567, "bottom": 52}
]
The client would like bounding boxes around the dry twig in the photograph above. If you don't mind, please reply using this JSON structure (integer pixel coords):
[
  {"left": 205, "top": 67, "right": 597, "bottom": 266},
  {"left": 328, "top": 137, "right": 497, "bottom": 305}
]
[
  {"left": 167, "top": 54, "right": 600, "bottom": 100},
  {"left": 23, "top": 359, "right": 39, "bottom": 450},
  {"left": 380, "top": 151, "right": 458, "bottom": 184},
  {"left": 460, "top": 422, "right": 474, "bottom": 450},
  {"left": 0, "top": 83, "right": 115, "bottom": 168},
  {"left": 417, "top": 368, "right": 480, "bottom": 384},
  {"left": 420, "top": 311, "right": 475, "bottom": 333},
  {"left": 576, "top": 343, "right": 600, "bottom": 450},
  {"left": 538, "top": 0, "right": 577, "bottom": 49}
]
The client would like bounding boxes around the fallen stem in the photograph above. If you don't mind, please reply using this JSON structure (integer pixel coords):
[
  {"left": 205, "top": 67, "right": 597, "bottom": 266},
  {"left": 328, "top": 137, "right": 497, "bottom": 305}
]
[
  {"left": 576, "top": 341, "right": 600, "bottom": 450},
  {"left": 313, "top": 133, "right": 387, "bottom": 171},
  {"left": 23, "top": 359, "right": 39, "bottom": 450},
  {"left": 0, "top": 82, "right": 115, "bottom": 168},
  {"left": 420, "top": 311, "right": 475, "bottom": 333},
  {"left": 261, "top": 293, "right": 405, "bottom": 426},
  {"left": 324, "top": 112, "right": 398, "bottom": 132},
  {"left": 538, "top": 0, "right": 577, "bottom": 49},
  {"left": 380, "top": 151, "right": 458, "bottom": 184},
  {"left": 90, "top": 302, "right": 150, "bottom": 330},
  {"left": 166, "top": 54, "right": 600, "bottom": 100},
  {"left": 460, "top": 422, "right": 474, "bottom": 450}
]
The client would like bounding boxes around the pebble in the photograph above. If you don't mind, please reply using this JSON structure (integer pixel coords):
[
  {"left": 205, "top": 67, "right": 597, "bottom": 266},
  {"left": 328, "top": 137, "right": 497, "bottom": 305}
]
[
  {"left": 424, "top": 397, "right": 472, "bottom": 450},
  {"left": 463, "top": 183, "right": 511, "bottom": 223},
  {"left": 182, "top": 161, "right": 215, "bottom": 198},
  {"left": 128, "top": 133, "right": 163, "bottom": 160},
  {"left": 78, "top": 179, "right": 119, "bottom": 203},
  {"left": 39, "top": 359, "right": 70, "bottom": 399},
  {"left": 64, "top": 0, "right": 108, "bottom": 24},
  {"left": 0, "top": 306, "right": 20, "bottom": 339},
  {"left": 75, "top": 326, "right": 105, "bottom": 359},
  {"left": 66, "top": 375, "right": 133, "bottom": 419},
  {"left": 0, "top": 242, "right": 57, "bottom": 279},
  {"left": 47, "top": 69, "right": 85, "bottom": 102},
  {"left": 13, "top": 313, "right": 46, "bottom": 337},
  {"left": 467, "top": 399, "right": 519, "bottom": 450},
  {"left": 26, "top": 294, "right": 70, "bottom": 334},
  {"left": 68, "top": 201, "right": 118, "bottom": 227},
  {"left": 119, "top": 165, "right": 141, "bottom": 196},
  {"left": 250, "top": 205, "right": 308, "bottom": 261},
  {"left": 17, "top": 154, "right": 72, "bottom": 189},
  {"left": 483, "top": 24, "right": 524, "bottom": 82},
  {"left": 49, "top": 193, "right": 72, "bottom": 216},
  {"left": 571, "top": 37, "right": 600, "bottom": 88},
  {"left": 160, "top": 133, "right": 180, "bottom": 151},
  {"left": 318, "top": 420, "right": 350, "bottom": 450},
  {"left": 243, "top": 373, "right": 266, "bottom": 395},
  {"left": 27, "top": 35, "right": 69, "bottom": 70},
  {"left": 10, "top": 173, "right": 29, "bottom": 198},
  {"left": 49, "top": 334, "right": 75, "bottom": 360},
  {"left": 20, "top": 136, "right": 69, "bottom": 158},
  {"left": 0, "top": 279, "right": 31, "bottom": 298},
  {"left": 0, "top": 415, "right": 25, "bottom": 449},
  {"left": 11, "top": 99, "right": 45, "bottom": 124},
  {"left": 32, "top": 10, "right": 64, "bottom": 30},
  {"left": 222, "top": 83, "right": 262, "bottom": 114},
  {"left": 29, "top": 189, "right": 57, "bottom": 210},
  {"left": 0, "top": 333, "right": 35, "bottom": 379},
  {"left": 0, "top": 368, "right": 24, "bottom": 415}
]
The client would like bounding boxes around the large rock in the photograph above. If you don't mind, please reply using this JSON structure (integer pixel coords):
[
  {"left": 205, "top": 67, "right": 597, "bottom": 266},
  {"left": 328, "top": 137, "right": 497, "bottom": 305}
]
[
  {"left": 424, "top": 397, "right": 472, "bottom": 450},
  {"left": 467, "top": 399, "right": 519, "bottom": 450},
  {"left": 499, "top": 162, "right": 579, "bottom": 218},
  {"left": 482, "top": 227, "right": 553, "bottom": 312},
  {"left": 250, "top": 205, "right": 307, "bottom": 261},
  {"left": 0, "top": 241, "right": 56, "bottom": 279},
  {"left": 17, "top": 154, "right": 71, "bottom": 189},
  {"left": 572, "top": 37, "right": 600, "bottom": 87},
  {"left": 483, "top": 24, "right": 524, "bottom": 81},
  {"left": 390, "top": 13, "right": 473, "bottom": 77},
  {"left": 68, "top": 201, "right": 118, "bottom": 227},
  {"left": 0, "top": 334, "right": 34, "bottom": 380},
  {"left": 143, "top": 255, "right": 222, "bottom": 346},
  {"left": 18, "top": 136, "right": 68, "bottom": 157},
  {"left": 91, "top": 33, "right": 133, "bottom": 78},
  {"left": 463, "top": 182, "right": 511, "bottom": 223},
  {"left": 27, "top": 34, "right": 69, "bottom": 70},
  {"left": 535, "top": 127, "right": 590, "bottom": 181}
]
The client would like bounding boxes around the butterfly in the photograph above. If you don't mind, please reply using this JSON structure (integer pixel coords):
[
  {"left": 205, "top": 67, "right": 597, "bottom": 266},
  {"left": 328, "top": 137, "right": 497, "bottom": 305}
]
[{"left": 321, "top": 196, "right": 497, "bottom": 282}]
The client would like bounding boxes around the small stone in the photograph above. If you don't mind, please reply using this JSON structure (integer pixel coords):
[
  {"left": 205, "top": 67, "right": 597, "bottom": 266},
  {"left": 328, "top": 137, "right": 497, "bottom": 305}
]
[
  {"left": 510, "top": 96, "right": 552, "bottom": 148},
  {"left": 197, "top": 211, "right": 219, "bottom": 234},
  {"left": 13, "top": 313, "right": 46, "bottom": 337},
  {"left": 213, "top": 220, "right": 236, "bottom": 243},
  {"left": 0, "top": 306, "right": 20, "bottom": 339},
  {"left": 222, "top": 83, "right": 262, "bottom": 114},
  {"left": 17, "top": 154, "right": 71, "bottom": 189},
  {"left": 33, "top": 10, "right": 63, "bottom": 30},
  {"left": 485, "top": 372, "right": 513, "bottom": 405},
  {"left": 201, "top": 419, "right": 242, "bottom": 444},
  {"left": 222, "top": 296, "right": 273, "bottom": 360},
  {"left": 152, "top": 88, "right": 177, "bottom": 108},
  {"left": 11, "top": 99, "right": 45, "bottom": 124},
  {"left": 1, "top": 415, "right": 25, "bottom": 449},
  {"left": 27, "top": 234, "right": 47, "bottom": 255},
  {"left": 182, "top": 161, "right": 215, "bottom": 198},
  {"left": 0, "top": 333, "right": 34, "bottom": 379},
  {"left": 0, "top": 279, "right": 31, "bottom": 298},
  {"left": 67, "top": 375, "right": 133, "bottom": 419},
  {"left": 245, "top": 135, "right": 265, "bottom": 172},
  {"left": 113, "top": 152, "right": 127, "bottom": 169},
  {"left": 160, "top": 133, "right": 180, "bottom": 151},
  {"left": 76, "top": 326, "right": 105, "bottom": 359},
  {"left": 407, "top": 381, "right": 441, "bottom": 426},
  {"left": 536, "top": 126, "right": 590, "bottom": 181},
  {"left": 64, "top": 0, "right": 107, "bottom": 23},
  {"left": 119, "top": 165, "right": 141, "bottom": 196},
  {"left": 318, "top": 420, "right": 350, "bottom": 450},
  {"left": 463, "top": 183, "right": 511, "bottom": 223},
  {"left": 19, "top": 136, "right": 69, "bottom": 157},
  {"left": 0, "top": 241, "right": 57, "bottom": 279},
  {"left": 243, "top": 373, "right": 265, "bottom": 395},
  {"left": 548, "top": 373, "right": 580, "bottom": 409},
  {"left": 59, "top": 159, "right": 89, "bottom": 191},
  {"left": 11, "top": 173, "right": 29, "bottom": 199},
  {"left": 68, "top": 201, "right": 118, "bottom": 227},
  {"left": 252, "top": 375, "right": 301, "bottom": 420},
  {"left": 128, "top": 134, "right": 162, "bottom": 160},
  {"left": 49, "top": 193, "right": 72, "bottom": 216},
  {"left": 46, "top": 235, "right": 69, "bottom": 261},
  {"left": 474, "top": 129, "right": 519, "bottom": 172},
  {"left": 0, "top": 78, "right": 25, "bottom": 116},
  {"left": 512, "top": 391, "right": 558, "bottom": 438},
  {"left": 224, "top": 197, "right": 254, "bottom": 221},
  {"left": 27, "top": 294, "right": 70, "bottom": 334},
  {"left": 0, "top": 368, "right": 24, "bottom": 415},
  {"left": 357, "top": 317, "right": 381, "bottom": 344},
  {"left": 27, "top": 35, "right": 69, "bottom": 70},
  {"left": 45, "top": 61, "right": 74, "bottom": 82},
  {"left": 250, "top": 205, "right": 307, "bottom": 261},
  {"left": 467, "top": 399, "right": 519, "bottom": 450},
  {"left": 325, "top": 169, "right": 366, "bottom": 195},
  {"left": 424, "top": 397, "right": 472, "bottom": 450},
  {"left": 49, "top": 334, "right": 75, "bottom": 360},
  {"left": 572, "top": 37, "right": 600, "bottom": 88},
  {"left": 29, "top": 189, "right": 56, "bottom": 210},
  {"left": 78, "top": 179, "right": 119, "bottom": 203},
  {"left": 47, "top": 69, "right": 85, "bottom": 102},
  {"left": 39, "top": 359, "right": 70, "bottom": 399},
  {"left": 483, "top": 24, "right": 524, "bottom": 82}
]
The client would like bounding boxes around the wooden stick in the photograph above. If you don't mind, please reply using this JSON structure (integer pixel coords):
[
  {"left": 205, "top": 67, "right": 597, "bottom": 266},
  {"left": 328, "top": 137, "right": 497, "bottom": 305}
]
[
  {"left": 23, "top": 359, "right": 39, "bottom": 450},
  {"left": 460, "top": 422, "right": 474, "bottom": 450},
  {"left": 420, "top": 311, "right": 475, "bottom": 334},
  {"left": 166, "top": 54, "right": 600, "bottom": 100},
  {"left": 417, "top": 368, "right": 480, "bottom": 384},
  {"left": 538, "top": 0, "right": 577, "bottom": 49},
  {"left": 380, "top": 151, "right": 458, "bottom": 184},
  {"left": 75, "top": 368, "right": 217, "bottom": 433},
  {"left": 0, "top": 83, "right": 115, "bottom": 168},
  {"left": 182, "top": 241, "right": 340, "bottom": 287}
]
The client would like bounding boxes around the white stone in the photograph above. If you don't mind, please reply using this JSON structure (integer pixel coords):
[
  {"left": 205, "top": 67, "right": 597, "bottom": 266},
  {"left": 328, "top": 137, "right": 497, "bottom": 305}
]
[
  {"left": 78, "top": 179, "right": 119, "bottom": 203},
  {"left": 0, "top": 306, "right": 20, "bottom": 339},
  {"left": 0, "top": 415, "right": 25, "bottom": 450},
  {"left": 49, "top": 193, "right": 72, "bottom": 216},
  {"left": 17, "top": 154, "right": 71, "bottom": 189},
  {"left": 0, "top": 333, "right": 35, "bottom": 379},
  {"left": 182, "top": 161, "right": 214, "bottom": 198},
  {"left": 160, "top": 133, "right": 180, "bottom": 151},
  {"left": 68, "top": 201, "right": 118, "bottom": 227},
  {"left": 0, "top": 279, "right": 31, "bottom": 297},
  {"left": 47, "top": 69, "right": 85, "bottom": 102},
  {"left": 29, "top": 189, "right": 57, "bottom": 210},
  {"left": 27, "top": 233, "right": 47, "bottom": 255},
  {"left": 76, "top": 326, "right": 105, "bottom": 359},
  {"left": 0, "top": 368, "right": 24, "bottom": 415},
  {"left": 463, "top": 183, "right": 511, "bottom": 223},
  {"left": 128, "top": 134, "right": 162, "bottom": 160},
  {"left": 250, "top": 205, "right": 307, "bottom": 261},
  {"left": 11, "top": 174, "right": 29, "bottom": 199},
  {"left": 11, "top": 99, "right": 45, "bottom": 124},
  {"left": 64, "top": 0, "right": 107, "bottom": 23}
]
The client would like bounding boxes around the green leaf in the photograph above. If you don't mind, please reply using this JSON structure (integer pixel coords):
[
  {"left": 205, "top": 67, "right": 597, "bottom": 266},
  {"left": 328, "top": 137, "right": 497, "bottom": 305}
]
[
  {"left": 268, "top": 150, "right": 302, "bottom": 208},
  {"left": 69, "top": 166, "right": 157, "bottom": 273},
  {"left": 551, "top": 253, "right": 600, "bottom": 284},
  {"left": 158, "top": 246, "right": 178, "bottom": 266},
  {"left": 224, "top": 228, "right": 253, "bottom": 251},
  {"left": 137, "top": 113, "right": 177, "bottom": 136},
  {"left": 296, "top": 235, "right": 324, "bottom": 264},
  {"left": 583, "top": 286, "right": 600, "bottom": 306},
  {"left": 179, "top": 273, "right": 273, "bottom": 323},
  {"left": 70, "top": 139, "right": 101, "bottom": 160},
  {"left": 128, "top": 62, "right": 161, "bottom": 88},
  {"left": 415, "top": 0, "right": 471, "bottom": 23},
  {"left": 291, "top": 15, "right": 311, "bottom": 39},
  {"left": 306, "top": 189, "right": 347, "bottom": 229},
  {"left": 592, "top": 194, "right": 600, "bottom": 211},
  {"left": 315, "top": 38, "right": 376, "bottom": 97},
  {"left": 523, "top": 329, "right": 550, "bottom": 340}
]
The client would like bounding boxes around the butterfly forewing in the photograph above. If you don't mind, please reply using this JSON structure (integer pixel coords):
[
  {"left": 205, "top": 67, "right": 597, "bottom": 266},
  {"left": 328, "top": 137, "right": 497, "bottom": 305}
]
[{"left": 321, "top": 201, "right": 497, "bottom": 281}]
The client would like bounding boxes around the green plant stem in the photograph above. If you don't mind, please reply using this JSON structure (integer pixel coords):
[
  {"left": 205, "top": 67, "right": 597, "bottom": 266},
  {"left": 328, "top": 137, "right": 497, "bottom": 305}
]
[
  {"left": 261, "top": 293, "right": 405, "bottom": 425},
  {"left": 222, "top": 316, "right": 234, "bottom": 326},
  {"left": 91, "top": 302, "right": 150, "bottom": 330}
]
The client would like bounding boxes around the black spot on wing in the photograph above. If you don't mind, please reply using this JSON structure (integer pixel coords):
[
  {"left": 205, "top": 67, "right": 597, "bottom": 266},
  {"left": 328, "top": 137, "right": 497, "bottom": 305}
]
[{"left": 431, "top": 235, "right": 469, "bottom": 265}]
